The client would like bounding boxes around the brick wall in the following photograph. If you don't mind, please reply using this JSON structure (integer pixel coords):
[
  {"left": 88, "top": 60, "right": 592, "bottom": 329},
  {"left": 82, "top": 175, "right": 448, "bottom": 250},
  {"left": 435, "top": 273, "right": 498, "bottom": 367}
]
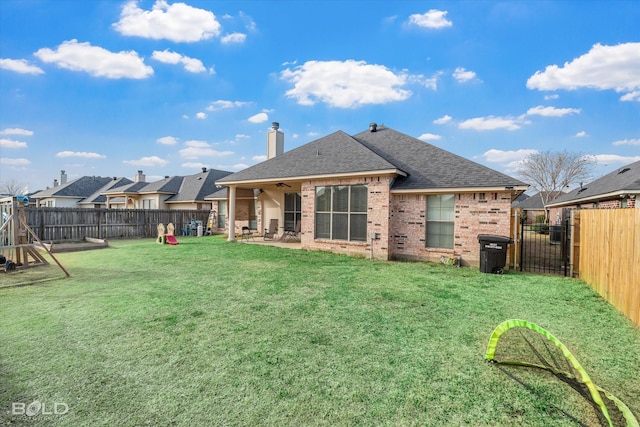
[
  {"left": 300, "top": 176, "right": 392, "bottom": 260},
  {"left": 390, "top": 192, "right": 513, "bottom": 266},
  {"left": 297, "top": 177, "right": 513, "bottom": 265}
]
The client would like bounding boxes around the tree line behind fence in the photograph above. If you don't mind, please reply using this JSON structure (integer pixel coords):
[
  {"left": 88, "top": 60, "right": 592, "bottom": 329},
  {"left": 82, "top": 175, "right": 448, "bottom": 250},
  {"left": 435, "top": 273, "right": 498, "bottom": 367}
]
[{"left": 24, "top": 208, "right": 211, "bottom": 241}]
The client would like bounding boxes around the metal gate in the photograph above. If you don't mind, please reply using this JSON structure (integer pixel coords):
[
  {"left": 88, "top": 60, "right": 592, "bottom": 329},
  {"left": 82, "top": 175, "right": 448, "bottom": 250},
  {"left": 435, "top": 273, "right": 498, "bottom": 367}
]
[{"left": 512, "top": 208, "right": 573, "bottom": 276}]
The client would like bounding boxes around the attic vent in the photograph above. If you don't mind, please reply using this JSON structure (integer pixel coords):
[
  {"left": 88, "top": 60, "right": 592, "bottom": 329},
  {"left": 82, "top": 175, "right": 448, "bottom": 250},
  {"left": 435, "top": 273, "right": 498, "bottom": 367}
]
[
  {"left": 618, "top": 167, "right": 630, "bottom": 174},
  {"left": 577, "top": 187, "right": 587, "bottom": 194},
  {"left": 369, "top": 122, "right": 377, "bottom": 132},
  {"left": 202, "top": 167, "right": 207, "bottom": 173}
]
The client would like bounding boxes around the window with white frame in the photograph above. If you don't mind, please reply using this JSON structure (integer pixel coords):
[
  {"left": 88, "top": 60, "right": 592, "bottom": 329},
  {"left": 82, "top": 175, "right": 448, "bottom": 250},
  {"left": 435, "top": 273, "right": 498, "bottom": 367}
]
[
  {"left": 426, "top": 194, "right": 455, "bottom": 249},
  {"left": 142, "top": 199, "right": 155, "bottom": 209},
  {"left": 315, "top": 185, "right": 367, "bottom": 241}
]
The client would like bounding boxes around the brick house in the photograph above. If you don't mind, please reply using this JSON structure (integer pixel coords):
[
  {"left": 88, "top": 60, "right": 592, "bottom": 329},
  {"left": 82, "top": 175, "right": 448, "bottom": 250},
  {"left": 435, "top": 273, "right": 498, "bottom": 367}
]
[
  {"left": 546, "top": 160, "right": 640, "bottom": 220},
  {"left": 216, "top": 123, "right": 528, "bottom": 266}
]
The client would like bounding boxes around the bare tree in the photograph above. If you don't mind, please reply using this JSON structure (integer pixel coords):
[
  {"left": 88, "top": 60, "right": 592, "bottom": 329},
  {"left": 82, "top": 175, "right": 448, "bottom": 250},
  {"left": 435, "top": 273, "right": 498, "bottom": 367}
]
[
  {"left": 0, "top": 179, "right": 28, "bottom": 196},
  {"left": 517, "top": 150, "right": 595, "bottom": 221}
]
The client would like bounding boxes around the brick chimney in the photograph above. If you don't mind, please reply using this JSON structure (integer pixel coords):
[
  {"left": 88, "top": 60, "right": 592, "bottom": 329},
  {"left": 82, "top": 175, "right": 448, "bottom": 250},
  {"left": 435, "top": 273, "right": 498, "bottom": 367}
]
[{"left": 267, "top": 122, "right": 284, "bottom": 159}]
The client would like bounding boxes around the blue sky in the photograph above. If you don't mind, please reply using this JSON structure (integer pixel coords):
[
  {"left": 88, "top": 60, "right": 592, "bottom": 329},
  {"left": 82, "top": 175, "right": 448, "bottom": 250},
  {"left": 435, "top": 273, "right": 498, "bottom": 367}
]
[{"left": 1, "top": 0, "right": 639, "bottom": 193}]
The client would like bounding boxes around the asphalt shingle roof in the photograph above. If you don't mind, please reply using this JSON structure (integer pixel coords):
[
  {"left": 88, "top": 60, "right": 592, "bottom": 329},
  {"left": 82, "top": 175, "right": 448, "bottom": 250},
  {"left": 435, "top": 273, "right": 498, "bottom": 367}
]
[
  {"left": 32, "top": 176, "right": 114, "bottom": 199},
  {"left": 217, "top": 131, "right": 398, "bottom": 183},
  {"left": 167, "top": 169, "right": 232, "bottom": 202},
  {"left": 548, "top": 160, "right": 640, "bottom": 206},
  {"left": 218, "top": 126, "right": 527, "bottom": 190}
]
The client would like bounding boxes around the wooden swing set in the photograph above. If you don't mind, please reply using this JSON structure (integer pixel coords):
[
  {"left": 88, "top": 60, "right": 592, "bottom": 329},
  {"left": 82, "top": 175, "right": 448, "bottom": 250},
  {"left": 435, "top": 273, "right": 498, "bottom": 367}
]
[{"left": 0, "top": 196, "right": 69, "bottom": 277}]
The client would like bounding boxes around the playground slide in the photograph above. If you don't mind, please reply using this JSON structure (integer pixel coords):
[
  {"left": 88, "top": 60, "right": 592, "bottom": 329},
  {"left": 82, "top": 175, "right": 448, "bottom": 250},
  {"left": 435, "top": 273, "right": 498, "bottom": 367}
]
[{"left": 165, "top": 235, "right": 179, "bottom": 245}]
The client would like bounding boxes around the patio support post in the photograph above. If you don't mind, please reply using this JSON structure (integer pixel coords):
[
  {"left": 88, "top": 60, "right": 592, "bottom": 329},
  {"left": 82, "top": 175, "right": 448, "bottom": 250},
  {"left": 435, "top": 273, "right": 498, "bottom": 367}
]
[{"left": 227, "top": 185, "right": 236, "bottom": 241}]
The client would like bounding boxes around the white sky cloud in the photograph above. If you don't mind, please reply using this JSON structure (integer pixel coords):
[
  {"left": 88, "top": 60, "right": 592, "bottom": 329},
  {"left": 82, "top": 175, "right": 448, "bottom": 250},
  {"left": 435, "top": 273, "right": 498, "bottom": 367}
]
[
  {"left": 113, "top": 0, "right": 221, "bottom": 42},
  {"left": 433, "top": 115, "right": 452, "bottom": 125},
  {"left": 481, "top": 148, "right": 538, "bottom": 164},
  {"left": 612, "top": 138, "right": 640, "bottom": 146},
  {"left": 206, "top": 100, "right": 250, "bottom": 111},
  {"left": 248, "top": 112, "right": 268, "bottom": 123},
  {"left": 0, "top": 128, "right": 33, "bottom": 136},
  {"left": 55, "top": 151, "right": 106, "bottom": 159},
  {"left": 156, "top": 136, "right": 178, "bottom": 145},
  {"left": 252, "top": 154, "right": 267, "bottom": 162},
  {"left": 544, "top": 94, "right": 559, "bottom": 100},
  {"left": 281, "top": 60, "right": 412, "bottom": 108},
  {"left": 418, "top": 133, "right": 441, "bottom": 141},
  {"left": 0, "top": 158, "right": 30, "bottom": 166},
  {"left": 123, "top": 156, "right": 168, "bottom": 167},
  {"left": 179, "top": 141, "right": 233, "bottom": 159},
  {"left": 196, "top": 112, "right": 207, "bottom": 119},
  {"left": 620, "top": 91, "right": 640, "bottom": 102},
  {"left": 0, "top": 138, "right": 28, "bottom": 148},
  {"left": 35, "top": 40, "right": 153, "bottom": 79},
  {"left": 526, "top": 105, "right": 581, "bottom": 117},
  {"left": 575, "top": 131, "right": 587, "bottom": 138},
  {"left": 408, "top": 10, "right": 452, "bottom": 29},
  {"left": 590, "top": 154, "right": 640, "bottom": 164},
  {"left": 181, "top": 162, "right": 208, "bottom": 168},
  {"left": 0, "top": 58, "right": 44, "bottom": 75},
  {"left": 152, "top": 49, "right": 206, "bottom": 73},
  {"left": 526, "top": 42, "right": 640, "bottom": 101},
  {"left": 452, "top": 67, "right": 477, "bottom": 83},
  {"left": 221, "top": 32, "right": 247, "bottom": 44},
  {"left": 458, "top": 115, "right": 529, "bottom": 131}
]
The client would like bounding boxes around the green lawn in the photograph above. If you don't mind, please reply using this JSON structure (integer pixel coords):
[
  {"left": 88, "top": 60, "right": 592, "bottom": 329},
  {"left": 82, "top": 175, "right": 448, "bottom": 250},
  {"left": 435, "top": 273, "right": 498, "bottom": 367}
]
[{"left": 1, "top": 236, "right": 639, "bottom": 426}]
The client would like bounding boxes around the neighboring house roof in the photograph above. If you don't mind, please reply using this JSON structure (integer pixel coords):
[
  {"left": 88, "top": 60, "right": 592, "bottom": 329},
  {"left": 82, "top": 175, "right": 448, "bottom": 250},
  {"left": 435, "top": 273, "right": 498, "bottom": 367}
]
[
  {"left": 31, "top": 176, "right": 114, "bottom": 200},
  {"left": 514, "top": 191, "right": 563, "bottom": 210},
  {"left": 547, "top": 160, "right": 640, "bottom": 208},
  {"left": 218, "top": 126, "right": 528, "bottom": 191},
  {"left": 511, "top": 192, "right": 530, "bottom": 207},
  {"left": 166, "top": 169, "right": 231, "bottom": 203},
  {"left": 78, "top": 177, "right": 133, "bottom": 205},
  {"left": 102, "top": 168, "right": 232, "bottom": 203}
]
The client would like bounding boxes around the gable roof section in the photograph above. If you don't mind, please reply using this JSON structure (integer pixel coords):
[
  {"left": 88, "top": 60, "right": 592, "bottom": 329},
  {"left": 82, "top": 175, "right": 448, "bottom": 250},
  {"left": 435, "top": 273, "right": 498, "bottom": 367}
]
[
  {"left": 217, "top": 130, "right": 400, "bottom": 184},
  {"left": 547, "top": 160, "right": 640, "bottom": 207},
  {"left": 79, "top": 177, "right": 134, "bottom": 204},
  {"left": 32, "top": 176, "right": 114, "bottom": 199},
  {"left": 166, "top": 169, "right": 232, "bottom": 203},
  {"left": 218, "top": 126, "right": 527, "bottom": 191},
  {"left": 103, "top": 181, "right": 149, "bottom": 194},
  {"left": 353, "top": 127, "right": 527, "bottom": 190},
  {"left": 513, "top": 191, "right": 563, "bottom": 210},
  {"left": 139, "top": 176, "right": 185, "bottom": 194}
]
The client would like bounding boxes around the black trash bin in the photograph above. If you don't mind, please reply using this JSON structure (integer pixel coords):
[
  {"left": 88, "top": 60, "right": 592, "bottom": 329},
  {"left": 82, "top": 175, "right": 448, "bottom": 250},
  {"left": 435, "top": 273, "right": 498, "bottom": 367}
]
[
  {"left": 549, "top": 224, "right": 562, "bottom": 244},
  {"left": 478, "top": 234, "right": 513, "bottom": 274}
]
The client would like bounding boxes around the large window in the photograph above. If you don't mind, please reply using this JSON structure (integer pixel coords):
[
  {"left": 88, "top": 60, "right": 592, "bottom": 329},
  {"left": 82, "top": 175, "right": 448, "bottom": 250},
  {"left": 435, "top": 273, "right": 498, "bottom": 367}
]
[
  {"left": 426, "top": 194, "right": 454, "bottom": 249},
  {"left": 315, "top": 185, "right": 367, "bottom": 241},
  {"left": 284, "top": 192, "right": 301, "bottom": 232}
]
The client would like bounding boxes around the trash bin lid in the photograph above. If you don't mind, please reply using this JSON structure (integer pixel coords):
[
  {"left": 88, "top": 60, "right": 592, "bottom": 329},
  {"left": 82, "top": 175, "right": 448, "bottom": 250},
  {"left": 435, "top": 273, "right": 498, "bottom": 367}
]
[{"left": 477, "top": 234, "right": 513, "bottom": 244}]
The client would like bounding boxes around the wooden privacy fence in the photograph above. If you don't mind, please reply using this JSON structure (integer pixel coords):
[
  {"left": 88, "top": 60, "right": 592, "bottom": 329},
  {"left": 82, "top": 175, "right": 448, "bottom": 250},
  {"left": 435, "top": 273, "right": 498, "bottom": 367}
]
[
  {"left": 578, "top": 209, "right": 639, "bottom": 327},
  {"left": 24, "top": 208, "right": 210, "bottom": 241}
]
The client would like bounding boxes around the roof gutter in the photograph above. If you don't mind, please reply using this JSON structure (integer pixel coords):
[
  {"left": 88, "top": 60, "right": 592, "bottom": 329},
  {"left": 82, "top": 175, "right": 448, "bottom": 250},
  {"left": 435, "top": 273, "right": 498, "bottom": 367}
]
[
  {"left": 216, "top": 168, "right": 405, "bottom": 187},
  {"left": 391, "top": 185, "right": 529, "bottom": 194},
  {"left": 546, "top": 189, "right": 639, "bottom": 208}
]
